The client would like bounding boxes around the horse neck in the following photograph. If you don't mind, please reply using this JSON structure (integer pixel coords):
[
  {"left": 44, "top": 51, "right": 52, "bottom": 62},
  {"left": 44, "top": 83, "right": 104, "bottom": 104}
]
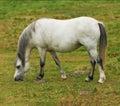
[{"left": 17, "top": 21, "right": 36, "bottom": 66}]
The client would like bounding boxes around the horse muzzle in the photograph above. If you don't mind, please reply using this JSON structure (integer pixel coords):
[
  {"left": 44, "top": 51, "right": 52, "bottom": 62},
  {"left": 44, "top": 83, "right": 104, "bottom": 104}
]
[{"left": 14, "top": 76, "right": 23, "bottom": 81}]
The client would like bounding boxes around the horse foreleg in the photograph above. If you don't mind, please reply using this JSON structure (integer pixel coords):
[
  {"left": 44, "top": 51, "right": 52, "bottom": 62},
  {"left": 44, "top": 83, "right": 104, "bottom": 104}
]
[
  {"left": 50, "top": 51, "right": 67, "bottom": 80},
  {"left": 36, "top": 49, "right": 46, "bottom": 80}
]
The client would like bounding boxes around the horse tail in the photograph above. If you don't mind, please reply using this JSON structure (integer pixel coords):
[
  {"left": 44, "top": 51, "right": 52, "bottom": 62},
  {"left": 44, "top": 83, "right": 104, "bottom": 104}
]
[{"left": 98, "top": 23, "right": 107, "bottom": 69}]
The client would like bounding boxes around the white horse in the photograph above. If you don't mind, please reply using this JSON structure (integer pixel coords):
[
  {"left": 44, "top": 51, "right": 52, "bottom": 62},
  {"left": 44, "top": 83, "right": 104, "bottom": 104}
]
[{"left": 14, "top": 17, "right": 107, "bottom": 83}]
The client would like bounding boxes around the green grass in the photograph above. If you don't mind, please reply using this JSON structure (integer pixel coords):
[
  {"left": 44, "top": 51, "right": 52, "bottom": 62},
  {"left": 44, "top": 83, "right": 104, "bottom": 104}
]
[{"left": 0, "top": 0, "right": 120, "bottom": 105}]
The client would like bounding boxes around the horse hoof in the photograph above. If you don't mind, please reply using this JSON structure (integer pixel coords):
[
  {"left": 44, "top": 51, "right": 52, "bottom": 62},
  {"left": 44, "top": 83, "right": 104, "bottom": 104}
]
[
  {"left": 85, "top": 77, "right": 90, "bottom": 82},
  {"left": 36, "top": 76, "right": 43, "bottom": 80},
  {"left": 98, "top": 76, "right": 106, "bottom": 84},
  {"left": 61, "top": 75, "right": 67, "bottom": 80},
  {"left": 98, "top": 79, "right": 104, "bottom": 84}
]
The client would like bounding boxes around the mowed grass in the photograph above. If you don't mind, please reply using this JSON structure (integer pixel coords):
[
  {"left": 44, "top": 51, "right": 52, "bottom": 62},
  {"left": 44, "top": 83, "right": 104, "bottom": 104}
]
[{"left": 0, "top": 0, "right": 120, "bottom": 106}]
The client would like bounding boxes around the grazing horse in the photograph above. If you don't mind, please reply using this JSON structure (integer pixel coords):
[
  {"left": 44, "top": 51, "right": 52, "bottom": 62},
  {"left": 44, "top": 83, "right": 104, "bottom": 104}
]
[{"left": 14, "top": 17, "right": 107, "bottom": 83}]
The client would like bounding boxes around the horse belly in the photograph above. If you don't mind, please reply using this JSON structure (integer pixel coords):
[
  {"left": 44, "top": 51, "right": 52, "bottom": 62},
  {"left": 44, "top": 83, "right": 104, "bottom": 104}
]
[{"left": 48, "top": 42, "right": 81, "bottom": 53}]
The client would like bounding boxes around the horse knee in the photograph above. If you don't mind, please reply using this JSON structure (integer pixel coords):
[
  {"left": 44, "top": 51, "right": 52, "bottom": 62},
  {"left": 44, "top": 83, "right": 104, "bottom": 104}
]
[
  {"left": 40, "top": 62, "right": 45, "bottom": 68},
  {"left": 88, "top": 48, "right": 98, "bottom": 61}
]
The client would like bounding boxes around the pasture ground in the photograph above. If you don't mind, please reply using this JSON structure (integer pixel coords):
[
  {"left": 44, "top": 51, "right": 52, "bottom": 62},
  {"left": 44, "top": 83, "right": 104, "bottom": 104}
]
[{"left": 0, "top": 0, "right": 120, "bottom": 106}]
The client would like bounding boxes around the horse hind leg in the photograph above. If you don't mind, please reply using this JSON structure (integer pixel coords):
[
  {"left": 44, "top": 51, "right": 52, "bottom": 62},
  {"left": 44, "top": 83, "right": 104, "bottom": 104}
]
[
  {"left": 86, "top": 48, "right": 106, "bottom": 83},
  {"left": 97, "top": 56, "right": 106, "bottom": 83},
  {"left": 85, "top": 59, "right": 96, "bottom": 82},
  {"left": 50, "top": 51, "right": 67, "bottom": 80},
  {"left": 85, "top": 49, "right": 96, "bottom": 82}
]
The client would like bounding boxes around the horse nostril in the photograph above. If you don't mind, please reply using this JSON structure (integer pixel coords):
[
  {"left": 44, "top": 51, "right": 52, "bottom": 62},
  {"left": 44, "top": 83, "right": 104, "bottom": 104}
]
[
  {"left": 14, "top": 77, "right": 19, "bottom": 81},
  {"left": 14, "top": 76, "right": 23, "bottom": 81}
]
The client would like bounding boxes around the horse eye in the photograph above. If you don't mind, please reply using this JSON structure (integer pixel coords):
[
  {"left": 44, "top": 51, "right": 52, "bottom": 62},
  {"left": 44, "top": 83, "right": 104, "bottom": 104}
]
[{"left": 16, "top": 65, "right": 21, "bottom": 69}]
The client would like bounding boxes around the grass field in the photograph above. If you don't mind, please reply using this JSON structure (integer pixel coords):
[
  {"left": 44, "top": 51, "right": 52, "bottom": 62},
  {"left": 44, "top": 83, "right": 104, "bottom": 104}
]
[{"left": 0, "top": 0, "right": 120, "bottom": 106}]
